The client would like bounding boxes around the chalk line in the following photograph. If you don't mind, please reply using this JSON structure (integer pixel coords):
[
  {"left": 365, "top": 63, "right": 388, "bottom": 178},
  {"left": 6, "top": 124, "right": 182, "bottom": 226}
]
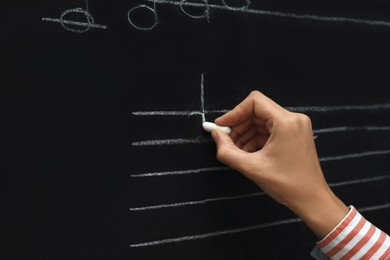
[
  {"left": 329, "top": 174, "right": 390, "bottom": 188},
  {"left": 129, "top": 202, "right": 390, "bottom": 247},
  {"left": 148, "top": 0, "right": 390, "bottom": 28},
  {"left": 129, "top": 192, "right": 265, "bottom": 211},
  {"left": 129, "top": 174, "right": 390, "bottom": 212},
  {"left": 132, "top": 110, "right": 225, "bottom": 116},
  {"left": 42, "top": 17, "right": 107, "bottom": 29},
  {"left": 132, "top": 137, "right": 213, "bottom": 146},
  {"left": 131, "top": 149, "right": 390, "bottom": 177},
  {"left": 359, "top": 203, "right": 390, "bottom": 213},
  {"left": 319, "top": 149, "right": 390, "bottom": 162},
  {"left": 313, "top": 126, "right": 390, "bottom": 134},
  {"left": 131, "top": 126, "right": 390, "bottom": 146},
  {"left": 132, "top": 103, "right": 390, "bottom": 117},
  {"left": 200, "top": 74, "right": 206, "bottom": 123},
  {"left": 286, "top": 104, "right": 390, "bottom": 113},
  {"left": 130, "top": 217, "right": 302, "bottom": 247},
  {"left": 130, "top": 166, "right": 230, "bottom": 177}
]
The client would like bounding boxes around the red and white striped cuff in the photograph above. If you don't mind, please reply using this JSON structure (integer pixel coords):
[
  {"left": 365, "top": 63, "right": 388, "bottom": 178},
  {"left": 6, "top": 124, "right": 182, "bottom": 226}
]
[{"left": 317, "top": 206, "right": 390, "bottom": 259}]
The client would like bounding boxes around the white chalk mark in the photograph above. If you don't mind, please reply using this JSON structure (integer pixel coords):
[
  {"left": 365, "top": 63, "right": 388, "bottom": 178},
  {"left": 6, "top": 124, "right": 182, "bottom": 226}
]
[
  {"left": 42, "top": 17, "right": 107, "bottom": 30},
  {"left": 286, "top": 104, "right": 390, "bottom": 113},
  {"left": 359, "top": 203, "right": 390, "bottom": 213},
  {"left": 148, "top": 0, "right": 390, "bottom": 28},
  {"left": 200, "top": 74, "right": 206, "bottom": 122},
  {"left": 221, "top": 0, "right": 251, "bottom": 10},
  {"left": 130, "top": 166, "right": 230, "bottom": 177},
  {"left": 85, "top": 0, "right": 90, "bottom": 11},
  {"left": 132, "top": 137, "right": 212, "bottom": 146},
  {"left": 319, "top": 149, "right": 390, "bottom": 162},
  {"left": 132, "top": 149, "right": 390, "bottom": 178},
  {"left": 132, "top": 103, "right": 390, "bottom": 117},
  {"left": 129, "top": 202, "right": 390, "bottom": 247},
  {"left": 133, "top": 111, "right": 202, "bottom": 116},
  {"left": 313, "top": 126, "right": 390, "bottom": 134},
  {"left": 128, "top": 4, "right": 159, "bottom": 31},
  {"left": 129, "top": 192, "right": 265, "bottom": 211},
  {"left": 42, "top": 8, "right": 107, "bottom": 33},
  {"left": 129, "top": 217, "right": 302, "bottom": 247},
  {"left": 129, "top": 174, "right": 390, "bottom": 212},
  {"left": 329, "top": 174, "right": 390, "bottom": 188},
  {"left": 41, "top": 17, "right": 107, "bottom": 30},
  {"left": 180, "top": 0, "right": 210, "bottom": 21}
]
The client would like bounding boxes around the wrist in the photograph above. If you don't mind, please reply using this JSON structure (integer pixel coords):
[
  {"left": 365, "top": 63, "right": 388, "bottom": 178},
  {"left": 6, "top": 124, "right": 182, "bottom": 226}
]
[{"left": 291, "top": 188, "right": 349, "bottom": 239}]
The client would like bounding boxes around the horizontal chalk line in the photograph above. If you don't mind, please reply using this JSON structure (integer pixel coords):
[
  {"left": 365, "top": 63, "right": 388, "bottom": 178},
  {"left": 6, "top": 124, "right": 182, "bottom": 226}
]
[
  {"left": 131, "top": 149, "right": 390, "bottom": 177},
  {"left": 42, "top": 17, "right": 107, "bottom": 29},
  {"left": 130, "top": 166, "right": 230, "bottom": 177},
  {"left": 129, "top": 202, "right": 390, "bottom": 248},
  {"left": 129, "top": 174, "right": 390, "bottom": 212},
  {"left": 132, "top": 104, "right": 390, "bottom": 117},
  {"left": 129, "top": 192, "right": 265, "bottom": 211},
  {"left": 132, "top": 137, "right": 213, "bottom": 146},
  {"left": 313, "top": 126, "right": 390, "bottom": 134},
  {"left": 132, "top": 110, "right": 227, "bottom": 116},
  {"left": 319, "top": 149, "right": 390, "bottom": 162},
  {"left": 130, "top": 217, "right": 302, "bottom": 248},
  {"left": 132, "top": 125, "right": 390, "bottom": 147},
  {"left": 329, "top": 174, "right": 390, "bottom": 188},
  {"left": 149, "top": 0, "right": 390, "bottom": 28}
]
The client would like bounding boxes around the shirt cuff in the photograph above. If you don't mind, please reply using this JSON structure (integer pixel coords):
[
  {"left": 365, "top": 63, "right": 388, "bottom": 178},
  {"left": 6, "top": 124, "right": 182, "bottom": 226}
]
[{"left": 314, "top": 205, "right": 390, "bottom": 259}]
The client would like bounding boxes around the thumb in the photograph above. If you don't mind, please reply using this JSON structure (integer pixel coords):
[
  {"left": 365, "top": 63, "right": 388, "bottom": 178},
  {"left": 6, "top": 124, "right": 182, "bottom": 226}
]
[{"left": 211, "top": 130, "right": 253, "bottom": 174}]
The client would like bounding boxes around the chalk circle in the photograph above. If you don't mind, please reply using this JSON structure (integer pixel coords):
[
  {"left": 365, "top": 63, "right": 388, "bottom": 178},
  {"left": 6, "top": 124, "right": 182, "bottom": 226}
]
[
  {"left": 221, "top": 0, "right": 251, "bottom": 9},
  {"left": 180, "top": 0, "right": 209, "bottom": 20},
  {"left": 128, "top": 4, "right": 158, "bottom": 31},
  {"left": 60, "top": 8, "right": 95, "bottom": 33}
]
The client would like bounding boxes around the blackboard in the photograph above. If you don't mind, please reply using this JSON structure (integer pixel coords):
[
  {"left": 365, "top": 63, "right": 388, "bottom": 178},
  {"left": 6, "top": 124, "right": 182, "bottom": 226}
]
[{"left": 1, "top": 0, "right": 390, "bottom": 259}]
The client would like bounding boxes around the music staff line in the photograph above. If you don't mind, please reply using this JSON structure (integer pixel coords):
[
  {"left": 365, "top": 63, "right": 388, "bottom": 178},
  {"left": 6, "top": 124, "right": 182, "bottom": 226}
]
[
  {"left": 129, "top": 202, "right": 390, "bottom": 248},
  {"left": 129, "top": 174, "right": 390, "bottom": 211},
  {"left": 130, "top": 147, "right": 390, "bottom": 178},
  {"left": 149, "top": 0, "right": 390, "bottom": 28},
  {"left": 42, "top": 0, "right": 107, "bottom": 33},
  {"left": 42, "top": 17, "right": 107, "bottom": 29},
  {"left": 133, "top": 103, "right": 390, "bottom": 116},
  {"left": 131, "top": 125, "right": 390, "bottom": 146}
]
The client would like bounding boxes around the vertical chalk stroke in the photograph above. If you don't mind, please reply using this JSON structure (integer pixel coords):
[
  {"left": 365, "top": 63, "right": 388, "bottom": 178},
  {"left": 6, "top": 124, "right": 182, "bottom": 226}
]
[
  {"left": 147, "top": 0, "right": 390, "bottom": 28},
  {"left": 129, "top": 202, "right": 390, "bottom": 247},
  {"left": 42, "top": 0, "right": 107, "bottom": 33},
  {"left": 200, "top": 73, "right": 206, "bottom": 123}
]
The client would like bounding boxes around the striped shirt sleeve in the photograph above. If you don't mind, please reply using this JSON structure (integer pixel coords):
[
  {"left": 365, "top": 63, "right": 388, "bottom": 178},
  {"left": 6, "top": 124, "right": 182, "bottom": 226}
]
[{"left": 315, "top": 205, "right": 390, "bottom": 259}]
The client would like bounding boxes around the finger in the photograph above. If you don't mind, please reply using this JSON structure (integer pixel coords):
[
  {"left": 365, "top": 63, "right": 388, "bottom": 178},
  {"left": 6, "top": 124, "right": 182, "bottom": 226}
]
[
  {"left": 215, "top": 90, "right": 285, "bottom": 127},
  {"left": 229, "top": 119, "right": 253, "bottom": 142},
  {"left": 235, "top": 126, "right": 259, "bottom": 147},
  {"left": 211, "top": 130, "right": 254, "bottom": 173}
]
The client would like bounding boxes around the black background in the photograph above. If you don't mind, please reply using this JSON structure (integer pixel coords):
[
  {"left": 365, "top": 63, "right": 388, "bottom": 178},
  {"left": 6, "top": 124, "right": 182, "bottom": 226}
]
[{"left": 1, "top": 0, "right": 390, "bottom": 259}]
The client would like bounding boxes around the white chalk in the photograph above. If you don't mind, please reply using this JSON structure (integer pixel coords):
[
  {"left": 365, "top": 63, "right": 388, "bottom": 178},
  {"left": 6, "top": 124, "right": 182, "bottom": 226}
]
[{"left": 202, "top": 121, "right": 232, "bottom": 135}]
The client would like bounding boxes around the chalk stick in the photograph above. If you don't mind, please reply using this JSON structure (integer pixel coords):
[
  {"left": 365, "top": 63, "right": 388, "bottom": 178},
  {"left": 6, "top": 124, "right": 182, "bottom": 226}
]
[{"left": 202, "top": 121, "right": 232, "bottom": 135}]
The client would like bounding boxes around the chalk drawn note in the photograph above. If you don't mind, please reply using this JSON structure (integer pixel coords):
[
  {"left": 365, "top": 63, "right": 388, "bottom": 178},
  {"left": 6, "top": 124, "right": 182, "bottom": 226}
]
[
  {"left": 125, "top": 0, "right": 390, "bottom": 30},
  {"left": 42, "top": 0, "right": 107, "bottom": 33},
  {"left": 129, "top": 73, "right": 390, "bottom": 248}
]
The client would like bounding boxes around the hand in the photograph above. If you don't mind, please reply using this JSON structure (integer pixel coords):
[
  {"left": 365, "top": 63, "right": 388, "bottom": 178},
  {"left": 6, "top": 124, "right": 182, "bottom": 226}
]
[{"left": 211, "top": 90, "right": 349, "bottom": 239}]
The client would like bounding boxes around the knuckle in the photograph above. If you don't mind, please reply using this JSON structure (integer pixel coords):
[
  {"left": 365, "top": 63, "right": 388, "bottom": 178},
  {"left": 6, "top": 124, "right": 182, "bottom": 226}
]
[
  {"left": 279, "top": 112, "right": 312, "bottom": 132},
  {"left": 249, "top": 90, "right": 262, "bottom": 98}
]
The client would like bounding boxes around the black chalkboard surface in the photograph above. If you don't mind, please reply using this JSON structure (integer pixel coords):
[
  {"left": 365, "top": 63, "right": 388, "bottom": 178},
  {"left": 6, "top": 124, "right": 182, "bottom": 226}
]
[{"left": 1, "top": 0, "right": 390, "bottom": 259}]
